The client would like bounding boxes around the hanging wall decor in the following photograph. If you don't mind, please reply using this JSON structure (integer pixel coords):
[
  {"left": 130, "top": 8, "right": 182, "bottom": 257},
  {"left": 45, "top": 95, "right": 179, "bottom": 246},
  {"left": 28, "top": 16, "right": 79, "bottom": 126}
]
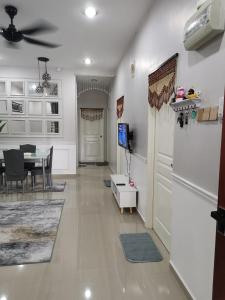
[
  {"left": 148, "top": 53, "right": 178, "bottom": 110},
  {"left": 117, "top": 96, "right": 124, "bottom": 119},
  {"left": 81, "top": 108, "right": 104, "bottom": 122}
]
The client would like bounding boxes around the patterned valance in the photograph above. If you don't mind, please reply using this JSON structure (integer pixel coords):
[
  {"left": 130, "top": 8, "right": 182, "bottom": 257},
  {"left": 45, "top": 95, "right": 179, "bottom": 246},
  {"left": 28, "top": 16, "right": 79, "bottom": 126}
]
[
  {"left": 81, "top": 109, "right": 103, "bottom": 121},
  {"left": 148, "top": 54, "right": 178, "bottom": 110}
]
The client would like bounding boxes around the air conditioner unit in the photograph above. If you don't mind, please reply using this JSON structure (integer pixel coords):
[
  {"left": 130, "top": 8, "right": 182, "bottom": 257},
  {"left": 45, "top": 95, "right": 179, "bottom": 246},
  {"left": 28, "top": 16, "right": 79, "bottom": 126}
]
[{"left": 184, "top": 0, "right": 225, "bottom": 50}]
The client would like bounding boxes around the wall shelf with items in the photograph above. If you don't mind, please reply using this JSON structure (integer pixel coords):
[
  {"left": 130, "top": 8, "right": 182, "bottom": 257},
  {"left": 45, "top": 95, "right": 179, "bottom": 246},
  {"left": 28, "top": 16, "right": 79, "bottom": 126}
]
[{"left": 170, "top": 98, "right": 202, "bottom": 112}]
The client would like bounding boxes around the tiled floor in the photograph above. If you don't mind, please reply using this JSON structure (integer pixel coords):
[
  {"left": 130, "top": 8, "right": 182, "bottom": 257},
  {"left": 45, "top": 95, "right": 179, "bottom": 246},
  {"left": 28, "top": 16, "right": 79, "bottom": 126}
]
[{"left": 0, "top": 166, "right": 189, "bottom": 300}]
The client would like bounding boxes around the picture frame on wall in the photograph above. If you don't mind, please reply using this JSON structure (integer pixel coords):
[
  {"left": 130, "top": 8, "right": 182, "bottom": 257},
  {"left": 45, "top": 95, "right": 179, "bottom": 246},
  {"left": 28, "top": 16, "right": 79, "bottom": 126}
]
[
  {"left": 11, "top": 99, "right": 25, "bottom": 114},
  {"left": 46, "top": 120, "right": 61, "bottom": 135},
  {"left": 10, "top": 80, "right": 25, "bottom": 96},
  {"left": 46, "top": 100, "right": 60, "bottom": 116},
  {"left": 28, "top": 100, "right": 43, "bottom": 115},
  {"left": 0, "top": 119, "right": 9, "bottom": 134},
  {"left": 44, "top": 82, "right": 60, "bottom": 97},
  {"left": 27, "top": 81, "right": 43, "bottom": 97},
  {"left": 10, "top": 119, "right": 26, "bottom": 135},
  {"left": 0, "top": 100, "right": 8, "bottom": 114},
  {"left": 28, "top": 119, "right": 43, "bottom": 135},
  {"left": 0, "top": 81, "right": 7, "bottom": 96}
]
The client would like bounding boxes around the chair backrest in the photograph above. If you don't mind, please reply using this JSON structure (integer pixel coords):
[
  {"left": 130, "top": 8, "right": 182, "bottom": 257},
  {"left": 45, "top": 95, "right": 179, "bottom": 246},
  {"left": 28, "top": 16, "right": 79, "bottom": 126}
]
[
  {"left": 47, "top": 146, "right": 53, "bottom": 171},
  {"left": 3, "top": 149, "right": 25, "bottom": 176},
  {"left": 20, "top": 144, "right": 36, "bottom": 153}
]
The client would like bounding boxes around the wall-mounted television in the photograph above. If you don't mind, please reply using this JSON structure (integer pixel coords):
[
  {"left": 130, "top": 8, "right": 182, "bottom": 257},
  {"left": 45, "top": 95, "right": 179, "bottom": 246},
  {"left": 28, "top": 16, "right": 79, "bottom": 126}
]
[{"left": 118, "top": 123, "right": 132, "bottom": 152}]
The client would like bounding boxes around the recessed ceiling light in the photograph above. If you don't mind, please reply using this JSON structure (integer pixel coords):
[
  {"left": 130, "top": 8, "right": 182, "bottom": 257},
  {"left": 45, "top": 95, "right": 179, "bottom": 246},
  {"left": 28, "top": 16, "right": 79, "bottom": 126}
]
[
  {"left": 84, "top": 6, "right": 97, "bottom": 19},
  {"left": 84, "top": 57, "right": 92, "bottom": 65}
]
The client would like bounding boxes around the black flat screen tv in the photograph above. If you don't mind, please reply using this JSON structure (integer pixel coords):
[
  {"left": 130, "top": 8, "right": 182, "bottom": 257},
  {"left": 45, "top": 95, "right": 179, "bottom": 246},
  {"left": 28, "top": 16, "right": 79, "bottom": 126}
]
[{"left": 118, "top": 123, "right": 130, "bottom": 151}]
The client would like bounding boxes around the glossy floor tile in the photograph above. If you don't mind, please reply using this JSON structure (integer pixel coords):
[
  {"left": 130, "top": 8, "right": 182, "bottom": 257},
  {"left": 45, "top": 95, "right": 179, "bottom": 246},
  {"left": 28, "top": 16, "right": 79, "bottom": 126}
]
[{"left": 0, "top": 166, "right": 189, "bottom": 300}]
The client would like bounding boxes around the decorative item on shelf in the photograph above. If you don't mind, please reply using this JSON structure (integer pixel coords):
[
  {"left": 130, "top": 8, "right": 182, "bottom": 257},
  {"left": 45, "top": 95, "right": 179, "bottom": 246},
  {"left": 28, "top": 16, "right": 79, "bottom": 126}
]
[
  {"left": 36, "top": 57, "right": 51, "bottom": 94},
  {"left": 176, "top": 86, "right": 186, "bottom": 101},
  {"left": 186, "top": 88, "right": 200, "bottom": 100}
]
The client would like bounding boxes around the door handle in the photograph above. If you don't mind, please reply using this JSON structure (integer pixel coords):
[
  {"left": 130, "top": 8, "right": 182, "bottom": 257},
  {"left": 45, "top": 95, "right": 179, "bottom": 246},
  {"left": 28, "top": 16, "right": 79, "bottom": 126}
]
[
  {"left": 211, "top": 208, "right": 225, "bottom": 234},
  {"left": 100, "top": 136, "right": 102, "bottom": 138}
]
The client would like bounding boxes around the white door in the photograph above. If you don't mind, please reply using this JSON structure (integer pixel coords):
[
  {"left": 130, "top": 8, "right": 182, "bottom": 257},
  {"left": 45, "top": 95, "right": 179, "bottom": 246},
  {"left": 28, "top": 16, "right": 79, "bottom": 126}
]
[
  {"left": 153, "top": 104, "right": 175, "bottom": 251},
  {"left": 80, "top": 109, "right": 104, "bottom": 163}
]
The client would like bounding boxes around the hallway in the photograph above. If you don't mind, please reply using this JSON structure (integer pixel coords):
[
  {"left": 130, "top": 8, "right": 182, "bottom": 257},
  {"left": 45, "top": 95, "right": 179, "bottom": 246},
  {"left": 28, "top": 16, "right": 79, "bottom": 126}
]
[{"left": 0, "top": 167, "right": 188, "bottom": 300}]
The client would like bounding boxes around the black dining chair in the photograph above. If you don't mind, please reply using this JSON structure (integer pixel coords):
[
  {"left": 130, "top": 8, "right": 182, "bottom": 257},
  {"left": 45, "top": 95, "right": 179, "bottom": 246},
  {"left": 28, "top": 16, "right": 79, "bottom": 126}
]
[
  {"left": 31, "top": 146, "right": 53, "bottom": 190},
  {"left": 3, "top": 149, "right": 28, "bottom": 193},
  {"left": 0, "top": 163, "right": 5, "bottom": 187},
  {"left": 20, "top": 144, "right": 36, "bottom": 171}
]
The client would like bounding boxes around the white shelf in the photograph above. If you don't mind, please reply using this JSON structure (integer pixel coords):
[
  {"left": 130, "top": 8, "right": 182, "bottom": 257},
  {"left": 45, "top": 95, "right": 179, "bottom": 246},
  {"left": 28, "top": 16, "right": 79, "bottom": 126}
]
[{"left": 170, "top": 98, "right": 201, "bottom": 112}]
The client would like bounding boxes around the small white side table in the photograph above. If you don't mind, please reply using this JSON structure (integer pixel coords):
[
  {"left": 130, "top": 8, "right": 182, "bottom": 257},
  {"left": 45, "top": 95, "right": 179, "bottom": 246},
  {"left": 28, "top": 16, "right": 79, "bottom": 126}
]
[{"left": 110, "top": 174, "right": 137, "bottom": 214}]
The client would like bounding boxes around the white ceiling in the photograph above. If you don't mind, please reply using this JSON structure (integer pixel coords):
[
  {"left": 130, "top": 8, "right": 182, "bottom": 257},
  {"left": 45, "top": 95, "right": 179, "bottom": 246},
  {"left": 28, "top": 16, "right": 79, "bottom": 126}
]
[{"left": 0, "top": 0, "right": 153, "bottom": 75}]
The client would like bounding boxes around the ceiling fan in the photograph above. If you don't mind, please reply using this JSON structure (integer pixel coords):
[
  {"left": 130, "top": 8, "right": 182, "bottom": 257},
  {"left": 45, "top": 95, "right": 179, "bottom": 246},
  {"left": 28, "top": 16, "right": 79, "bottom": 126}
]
[{"left": 0, "top": 5, "right": 60, "bottom": 48}]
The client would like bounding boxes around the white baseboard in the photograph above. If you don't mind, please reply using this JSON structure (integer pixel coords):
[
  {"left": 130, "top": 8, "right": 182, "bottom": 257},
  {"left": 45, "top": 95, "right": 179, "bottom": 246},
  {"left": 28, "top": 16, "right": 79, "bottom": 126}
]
[{"left": 170, "top": 261, "right": 196, "bottom": 300}]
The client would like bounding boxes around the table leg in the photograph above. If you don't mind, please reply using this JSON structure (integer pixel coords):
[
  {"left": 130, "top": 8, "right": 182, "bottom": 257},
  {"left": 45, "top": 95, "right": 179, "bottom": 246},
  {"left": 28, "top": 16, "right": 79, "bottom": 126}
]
[
  {"left": 121, "top": 208, "right": 124, "bottom": 214},
  {"left": 42, "top": 158, "right": 46, "bottom": 190},
  {"left": 130, "top": 207, "right": 133, "bottom": 214}
]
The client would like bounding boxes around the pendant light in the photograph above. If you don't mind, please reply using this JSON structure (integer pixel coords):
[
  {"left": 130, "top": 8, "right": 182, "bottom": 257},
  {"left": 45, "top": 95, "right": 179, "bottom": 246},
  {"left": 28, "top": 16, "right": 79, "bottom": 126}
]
[
  {"left": 36, "top": 58, "right": 44, "bottom": 94},
  {"left": 36, "top": 57, "right": 51, "bottom": 93}
]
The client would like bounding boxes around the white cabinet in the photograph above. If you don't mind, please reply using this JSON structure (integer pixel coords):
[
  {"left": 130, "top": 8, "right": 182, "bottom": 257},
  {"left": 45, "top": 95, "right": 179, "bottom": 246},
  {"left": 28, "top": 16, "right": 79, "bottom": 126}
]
[{"left": 111, "top": 174, "right": 137, "bottom": 214}]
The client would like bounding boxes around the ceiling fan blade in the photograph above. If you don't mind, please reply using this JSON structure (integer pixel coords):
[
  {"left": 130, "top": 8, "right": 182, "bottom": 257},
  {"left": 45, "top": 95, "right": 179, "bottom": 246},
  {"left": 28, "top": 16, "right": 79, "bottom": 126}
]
[
  {"left": 23, "top": 36, "right": 60, "bottom": 48},
  {"left": 20, "top": 21, "right": 57, "bottom": 36}
]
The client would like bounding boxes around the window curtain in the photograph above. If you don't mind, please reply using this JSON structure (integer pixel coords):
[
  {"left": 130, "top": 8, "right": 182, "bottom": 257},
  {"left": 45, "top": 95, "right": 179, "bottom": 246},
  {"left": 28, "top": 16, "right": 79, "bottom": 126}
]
[
  {"left": 81, "top": 108, "right": 103, "bottom": 121},
  {"left": 148, "top": 54, "right": 178, "bottom": 110}
]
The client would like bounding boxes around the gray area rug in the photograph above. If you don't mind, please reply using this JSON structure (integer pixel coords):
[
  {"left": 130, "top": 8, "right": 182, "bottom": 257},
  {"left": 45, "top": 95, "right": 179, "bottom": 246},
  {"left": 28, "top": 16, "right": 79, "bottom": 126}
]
[
  {"left": 0, "top": 199, "right": 64, "bottom": 266},
  {"left": 104, "top": 180, "right": 111, "bottom": 187},
  {"left": 0, "top": 182, "right": 66, "bottom": 194},
  {"left": 120, "top": 232, "right": 163, "bottom": 263}
]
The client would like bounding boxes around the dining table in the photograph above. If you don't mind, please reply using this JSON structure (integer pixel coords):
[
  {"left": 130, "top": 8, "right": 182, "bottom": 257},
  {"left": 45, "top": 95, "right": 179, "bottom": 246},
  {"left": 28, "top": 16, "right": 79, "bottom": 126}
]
[{"left": 0, "top": 149, "right": 49, "bottom": 190}]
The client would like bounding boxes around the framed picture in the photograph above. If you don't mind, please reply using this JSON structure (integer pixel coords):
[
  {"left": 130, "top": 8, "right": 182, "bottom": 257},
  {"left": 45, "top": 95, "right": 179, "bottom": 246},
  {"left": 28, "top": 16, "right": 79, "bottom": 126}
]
[
  {"left": 10, "top": 119, "right": 26, "bottom": 135},
  {"left": 46, "top": 100, "right": 61, "bottom": 116},
  {"left": 0, "top": 81, "right": 7, "bottom": 96},
  {"left": 28, "top": 120, "right": 43, "bottom": 135},
  {"left": 10, "top": 80, "right": 25, "bottom": 96},
  {"left": 0, "top": 120, "right": 9, "bottom": 134},
  {"left": 44, "top": 82, "right": 60, "bottom": 97},
  {"left": 27, "top": 81, "right": 43, "bottom": 97},
  {"left": 0, "top": 100, "right": 8, "bottom": 114},
  {"left": 28, "top": 100, "right": 43, "bottom": 115},
  {"left": 46, "top": 120, "right": 61, "bottom": 135},
  {"left": 11, "top": 100, "right": 25, "bottom": 114}
]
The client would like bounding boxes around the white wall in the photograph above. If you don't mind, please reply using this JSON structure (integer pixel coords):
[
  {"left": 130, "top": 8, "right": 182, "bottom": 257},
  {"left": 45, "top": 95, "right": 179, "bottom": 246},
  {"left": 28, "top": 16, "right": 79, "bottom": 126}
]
[
  {"left": 0, "top": 66, "right": 77, "bottom": 174},
  {"left": 77, "top": 90, "right": 108, "bottom": 161},
  {"left": 108, "top": 0, "right": 225, "bottom": 299}
]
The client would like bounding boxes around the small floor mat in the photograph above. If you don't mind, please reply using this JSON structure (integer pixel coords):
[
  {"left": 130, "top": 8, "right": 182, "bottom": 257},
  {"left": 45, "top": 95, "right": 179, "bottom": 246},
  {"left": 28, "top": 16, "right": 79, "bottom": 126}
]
[
  {"left": 104, "top": 180, "right": 111, "bottom": 187},
  {"left": 120, "top": 232, "right": 163, "bottom": 263}
]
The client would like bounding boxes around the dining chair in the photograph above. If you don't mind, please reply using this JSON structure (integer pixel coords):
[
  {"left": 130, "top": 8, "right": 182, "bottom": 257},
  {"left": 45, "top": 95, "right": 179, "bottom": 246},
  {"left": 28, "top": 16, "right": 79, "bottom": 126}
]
[
  {"left": 20, "top": 144, "right": 36, "bottom": 171},
  {"left": 31, "top": 146, "right": 53, "bottom": 190},
  {"left": 3, "top": 149, "right": 28, "bottom": 193},
  {"left": 0, "top": 163, "right": 5, "bottom": 187}
]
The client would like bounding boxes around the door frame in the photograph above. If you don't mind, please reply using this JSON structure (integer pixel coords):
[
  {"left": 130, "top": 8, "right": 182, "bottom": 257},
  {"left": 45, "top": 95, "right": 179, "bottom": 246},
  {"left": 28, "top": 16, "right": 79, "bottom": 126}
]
[
  {"left": 79, "top": 108, "right": 105, "bottom": 163},
  {"left": 212, "top": 92, "right": 225, "bottom": 300},
  {"left": 146, "top": 106, "right": 157, "bottom": 229},
  {"left": 146, "top": 104, "right": 175, "bottom": 237}
]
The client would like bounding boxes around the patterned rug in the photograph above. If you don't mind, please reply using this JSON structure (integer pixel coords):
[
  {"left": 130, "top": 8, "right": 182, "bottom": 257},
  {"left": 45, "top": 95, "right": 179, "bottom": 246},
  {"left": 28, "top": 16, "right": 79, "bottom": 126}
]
[
  {"left": 0, "top": 199, "right": 64, "bottom": 266},
  {"left": 0, "top": 182, "right": 66, "bottom": 194}
]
